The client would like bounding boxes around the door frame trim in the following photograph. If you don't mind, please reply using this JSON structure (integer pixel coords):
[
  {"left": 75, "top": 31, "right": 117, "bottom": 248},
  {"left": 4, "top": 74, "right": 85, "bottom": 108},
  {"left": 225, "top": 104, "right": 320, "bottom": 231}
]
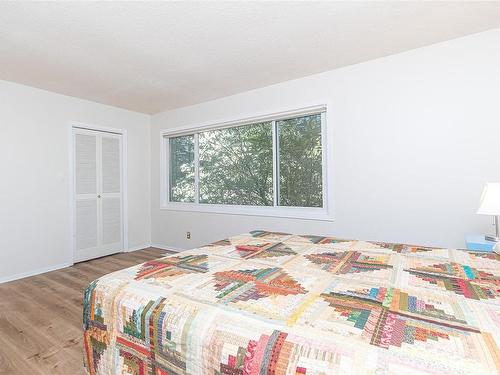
[{"left": 68, "top": 121, "right": 128, "bottom": 264}]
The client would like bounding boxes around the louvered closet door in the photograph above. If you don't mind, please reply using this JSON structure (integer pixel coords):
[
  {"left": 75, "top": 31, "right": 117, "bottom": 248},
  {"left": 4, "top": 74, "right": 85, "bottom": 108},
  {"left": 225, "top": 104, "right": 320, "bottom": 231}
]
[{"left": 74, "top": 129, "right": 123, "bottom": 262}]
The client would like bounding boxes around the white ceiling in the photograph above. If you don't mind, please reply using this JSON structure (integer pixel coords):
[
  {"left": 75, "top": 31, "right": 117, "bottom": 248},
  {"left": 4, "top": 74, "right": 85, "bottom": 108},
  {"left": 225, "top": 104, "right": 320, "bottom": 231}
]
[{"left": 1, "top": 2, "right": 500, "bottom": 114}]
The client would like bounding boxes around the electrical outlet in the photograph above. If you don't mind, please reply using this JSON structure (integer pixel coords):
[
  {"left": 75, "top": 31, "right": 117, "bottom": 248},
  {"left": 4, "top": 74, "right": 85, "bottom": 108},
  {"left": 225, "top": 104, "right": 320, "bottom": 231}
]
[{"left": 186, "top": 231, "right": 191, "bottom": 239}]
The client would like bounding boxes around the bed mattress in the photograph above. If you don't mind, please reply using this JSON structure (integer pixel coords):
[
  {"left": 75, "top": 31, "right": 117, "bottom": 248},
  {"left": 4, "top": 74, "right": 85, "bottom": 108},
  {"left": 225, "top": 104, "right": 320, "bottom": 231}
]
[{"left": 83, "top": 230, "right": 500, "bottom": 374}]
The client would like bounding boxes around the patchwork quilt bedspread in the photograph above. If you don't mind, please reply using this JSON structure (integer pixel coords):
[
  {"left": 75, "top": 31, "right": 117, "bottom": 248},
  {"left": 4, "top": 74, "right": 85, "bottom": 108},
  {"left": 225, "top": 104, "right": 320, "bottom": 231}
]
[{"left": 83, "top": 231, "right": 500, "bottom": 375}]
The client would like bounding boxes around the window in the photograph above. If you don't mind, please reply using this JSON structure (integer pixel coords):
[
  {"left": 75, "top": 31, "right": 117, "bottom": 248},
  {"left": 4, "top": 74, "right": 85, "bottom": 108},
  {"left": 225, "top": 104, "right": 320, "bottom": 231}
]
[{"left": 161, "top": 106, "right": 330, "bottom": 220}]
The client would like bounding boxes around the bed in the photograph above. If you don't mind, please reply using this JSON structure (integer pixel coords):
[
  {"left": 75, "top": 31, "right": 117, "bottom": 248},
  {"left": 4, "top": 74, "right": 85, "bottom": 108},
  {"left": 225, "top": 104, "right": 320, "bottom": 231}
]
[{"left": 83, "top": 230, "right": 500, "bottom": 374}]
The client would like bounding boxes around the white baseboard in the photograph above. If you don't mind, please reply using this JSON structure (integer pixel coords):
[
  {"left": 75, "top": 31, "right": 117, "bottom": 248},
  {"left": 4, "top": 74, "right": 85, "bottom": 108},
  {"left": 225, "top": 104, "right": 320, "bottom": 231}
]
[
  {"left": 151, "top": 243, "right": 185, "bottom": 253},
  {"left": 126, "top": 244, "right": 153, "bottom": 252},
  {"left": 0, "top": 262, "right": 73, "bottom": 284},
  {"left": 125, "top": 243, "right": 184, "bottom": 253},
  {"left": 0, "top": 244, "right": 183, "bottom": 284}
]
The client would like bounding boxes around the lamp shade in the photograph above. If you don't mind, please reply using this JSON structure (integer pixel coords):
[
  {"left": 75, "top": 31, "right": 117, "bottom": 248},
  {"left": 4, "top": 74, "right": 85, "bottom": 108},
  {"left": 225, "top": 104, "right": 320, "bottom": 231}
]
[{"left": 477, "top": 183, "right": 500, "bottom": 215}]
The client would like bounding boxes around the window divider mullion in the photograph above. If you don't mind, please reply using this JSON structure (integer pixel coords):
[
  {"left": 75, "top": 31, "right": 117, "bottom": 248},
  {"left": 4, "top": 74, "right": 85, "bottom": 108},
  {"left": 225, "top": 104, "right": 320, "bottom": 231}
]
[
  {"left": 272, "top": 121, "right": 279, "bottom": 207},
  {"left": 194, "top": 133, "right": 200, "bottom": 204}
]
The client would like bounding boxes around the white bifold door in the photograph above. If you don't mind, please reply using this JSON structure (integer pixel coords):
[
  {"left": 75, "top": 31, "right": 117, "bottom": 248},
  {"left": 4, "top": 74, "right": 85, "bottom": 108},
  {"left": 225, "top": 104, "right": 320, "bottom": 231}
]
[{"left": 73, "top": 128, "right": 123, "bottom": 262}]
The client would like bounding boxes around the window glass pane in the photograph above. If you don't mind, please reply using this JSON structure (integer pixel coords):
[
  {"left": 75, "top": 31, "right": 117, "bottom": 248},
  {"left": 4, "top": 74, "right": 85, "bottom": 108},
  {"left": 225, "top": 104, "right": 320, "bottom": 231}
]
[
  {"left": 169, "top": 135, "right": 195, "bottom": 202},
  {"left": 278, "top": 114, "right": 323, "bottom": 207},
  {"left": 199, "top": 122, "right": 273, "bottom": 205}
]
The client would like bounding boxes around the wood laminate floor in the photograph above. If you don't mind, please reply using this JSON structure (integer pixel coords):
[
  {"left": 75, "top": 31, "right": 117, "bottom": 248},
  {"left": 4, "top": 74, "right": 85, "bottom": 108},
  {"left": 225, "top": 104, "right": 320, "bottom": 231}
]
[{"left": 0, "top": 248, "right": 171, "bottom": 375}]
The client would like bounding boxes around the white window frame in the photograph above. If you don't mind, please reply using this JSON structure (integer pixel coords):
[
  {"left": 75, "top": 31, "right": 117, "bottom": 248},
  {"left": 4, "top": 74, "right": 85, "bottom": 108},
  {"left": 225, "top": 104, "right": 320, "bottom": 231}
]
[{"left": 160, "top": 105, "right": 333, "bottom": 221}]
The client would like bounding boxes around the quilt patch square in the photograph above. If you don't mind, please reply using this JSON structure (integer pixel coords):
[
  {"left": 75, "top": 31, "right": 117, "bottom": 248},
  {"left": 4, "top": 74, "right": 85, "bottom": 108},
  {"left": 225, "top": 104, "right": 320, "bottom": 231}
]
[
  {"left": 399, "top": 255, "right": 500, "bottom": 301},
  {"left": 284, "top": 247, "right": 398, "bottom": 285}
]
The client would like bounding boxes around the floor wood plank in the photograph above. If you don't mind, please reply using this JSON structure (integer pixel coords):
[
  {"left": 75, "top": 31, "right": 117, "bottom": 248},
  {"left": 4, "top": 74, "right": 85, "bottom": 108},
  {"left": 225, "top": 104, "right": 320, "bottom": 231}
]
[{"left": 0, "top": 247, "right": 171, "bottom": 375}]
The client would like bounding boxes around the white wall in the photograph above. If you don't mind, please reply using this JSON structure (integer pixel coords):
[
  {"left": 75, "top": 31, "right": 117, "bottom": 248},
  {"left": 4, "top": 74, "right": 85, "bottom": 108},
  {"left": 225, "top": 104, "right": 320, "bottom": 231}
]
[
  {"left": 151, "top": 29, "right": 500, "bottom": 250},
  {"left": 0, "top": 80, "right": 151, "bottom": 282}
]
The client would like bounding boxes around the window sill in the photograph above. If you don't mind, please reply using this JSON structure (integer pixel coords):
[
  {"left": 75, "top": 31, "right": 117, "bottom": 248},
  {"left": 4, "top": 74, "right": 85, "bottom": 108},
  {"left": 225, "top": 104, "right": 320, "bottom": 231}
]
[{"left": 160, "top": 202, "right": 334, "bottom": 222}]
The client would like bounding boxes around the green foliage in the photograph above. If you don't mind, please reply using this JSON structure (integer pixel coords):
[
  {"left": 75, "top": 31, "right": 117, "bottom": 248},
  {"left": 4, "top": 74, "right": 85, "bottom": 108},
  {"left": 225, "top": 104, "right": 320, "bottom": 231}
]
[
  {"left": 278, "top": 114, "right": 323, "bottom": 207},
  {"left": 199, "top": 122, "right": 273, "bottom": 205},
  {"left": 169, "top": 135, "right": 195, "bottom": 202}
]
